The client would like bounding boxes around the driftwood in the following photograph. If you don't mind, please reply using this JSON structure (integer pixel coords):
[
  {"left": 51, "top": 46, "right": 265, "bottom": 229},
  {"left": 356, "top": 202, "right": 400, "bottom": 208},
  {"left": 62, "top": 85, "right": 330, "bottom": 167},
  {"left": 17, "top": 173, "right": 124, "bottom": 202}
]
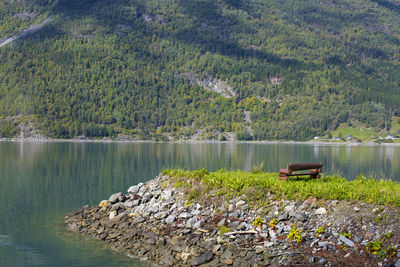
[{"left": 223, "top": 230, "right": 258, "bottom": 236}]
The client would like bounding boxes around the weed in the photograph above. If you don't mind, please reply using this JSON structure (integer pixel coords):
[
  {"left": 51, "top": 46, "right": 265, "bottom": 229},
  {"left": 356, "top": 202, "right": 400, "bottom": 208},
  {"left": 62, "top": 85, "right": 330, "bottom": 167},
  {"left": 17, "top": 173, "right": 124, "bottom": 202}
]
[
  {"left": 386, "top": 246, "right": 397, "bottom": 258},
  {"left": 374, "top": 214, "right": 387, "bottom": 223},
  {"left": 316, "top": 226, "right": 325, "bottom": 237},
  {"left": 252, "top": 217, "right": 265, "bottom": 227},
  {"left": 287, "top": 224, "right": 304, "bottom": 243},
  {"left": 185, "top": 200, "right": 195, "bottom": 207},
  {"left": 174, "top": 182, "right": 183, "bottom": 188},
  {"left": 384, "top": 231, "right": 393, "bottom": 239},
  {"left": 341, "top": 232, "right": 351, "bottom": 239},
  {"left": 251, "top": 162, "right": 264, "bottom": 174},
  {"left": 268, "top": 218, "right": 278, "bottom": 230},
  {"left": 219, "top": 226, "right": 231, "bottom": 236},
  {"left": 366, "top": 240, "right": 382, "bottom": 255}
]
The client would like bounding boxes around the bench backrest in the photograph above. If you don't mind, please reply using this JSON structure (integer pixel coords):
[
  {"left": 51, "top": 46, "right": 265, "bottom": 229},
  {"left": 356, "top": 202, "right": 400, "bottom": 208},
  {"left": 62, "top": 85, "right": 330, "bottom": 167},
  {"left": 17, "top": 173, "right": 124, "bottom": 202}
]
[{"left": 287, "top": 163, "right": 322, "bottom": 172}]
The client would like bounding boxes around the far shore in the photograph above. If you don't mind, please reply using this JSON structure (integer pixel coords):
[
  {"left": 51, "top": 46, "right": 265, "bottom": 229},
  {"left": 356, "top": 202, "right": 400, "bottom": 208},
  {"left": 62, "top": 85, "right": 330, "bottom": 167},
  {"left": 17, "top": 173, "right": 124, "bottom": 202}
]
[{"left": 1, "top": 137, "right": 400, "bottom": 147}]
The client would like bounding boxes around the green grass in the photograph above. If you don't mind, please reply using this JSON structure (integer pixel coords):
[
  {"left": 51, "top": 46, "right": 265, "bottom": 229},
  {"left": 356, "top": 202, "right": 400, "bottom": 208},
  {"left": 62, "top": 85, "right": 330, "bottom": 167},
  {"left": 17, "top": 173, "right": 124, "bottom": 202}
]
[
  {"left": 330, "top": 124, "right": 376, "bottom": 141},
  {"left": 162, "top": 169, "right": 400, "bottom": 207}
]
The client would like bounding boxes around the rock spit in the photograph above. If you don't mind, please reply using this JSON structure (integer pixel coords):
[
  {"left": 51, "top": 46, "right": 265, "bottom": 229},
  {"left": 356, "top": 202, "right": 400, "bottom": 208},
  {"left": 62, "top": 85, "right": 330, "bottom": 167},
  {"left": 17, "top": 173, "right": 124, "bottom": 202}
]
[{"left": 65, "top": 175, "right": 400, "bottom": 266}]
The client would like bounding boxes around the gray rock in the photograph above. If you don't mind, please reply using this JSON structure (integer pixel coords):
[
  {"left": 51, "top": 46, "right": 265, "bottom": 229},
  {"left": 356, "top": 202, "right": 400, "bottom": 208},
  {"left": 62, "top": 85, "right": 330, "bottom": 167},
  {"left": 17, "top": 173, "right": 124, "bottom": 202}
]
[
  {"left": 186, "top": 217, "right": 197, "bottom": 228},
  {"left": 165, "top": 214, "right": 176, "bottom": 224},
  {"left": 318, "top": 257, "right": 327, "bottom": 264},
  {"left": 161, "top": 190, "right": 174, "bottom": 203},
  {"left": 395, "top": 259, "right": 400, "bottom": 267},
  {"left": 309, "top": 256, "right": 315, "bottom": 263},
  {"left": 142, "top": 192, "right": 152, "bottom": 203},
  {"left": 154, "top": 211, "right": 167, "bottom": 219},
  {"left": 278, "top": 213, "right": 289, "bottom": 221},
  {"left": 109, "top": 192, "right": 123, "bottom": 204},
  {"left": 193, "top": 219, "right": 203, "bottom": 229},
  {"left": 124, "top": 199, "right": 139, "bottom": 208},
  {"left": 179, "top": 212, "right": 193, "bottom": 219},
  {"left": 152, "top": 189, "right": 162, "bottom": 198},
  {"left": 315, "top": 207, "right": 327, "bottom": 215},
  {"left": 338, "top": 234, "right": 354, "bottom": 247},
  {"left": 110, "top": 203, "right": 124, "bottom": 211},
  {"left": 269, "top": 230, "right": 277, "bottom": 241},
  {"left": 217, "top": 218, "right": 226, "bottom": 227},
  {"left": 290, "top": 211, "right": 308, "bottom": 221},
  {"left": 227, "top": 221, "right": 240, "bottom": 229},
  {"left": 133, "top": 216, "right": 145, "bottom": 224},
  {"left": 318, "top": 241, "right": 329, "bottom": 247},
  {"left": 192, "top": 251, "right": 214, "bottom": 266},
  {"left": 354, "top": 235, "right": 363, "bottom": 243},
  {"left": 236, "top": 200, "right": 246, "bottom": 207},
  {"left": 228, "top": 204, "right": 235, "bottom": 212},
  {"left": 128, "top": 184, "right": 142, "bottom": 195}
]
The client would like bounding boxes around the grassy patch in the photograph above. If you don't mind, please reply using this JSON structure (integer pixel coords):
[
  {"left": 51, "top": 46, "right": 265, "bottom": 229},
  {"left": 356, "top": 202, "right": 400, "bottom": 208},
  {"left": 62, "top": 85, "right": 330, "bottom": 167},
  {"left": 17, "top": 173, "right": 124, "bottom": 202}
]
[
  {"left": 162, "top": 169, "right": 400, "bottom": 207},
  {"left": 330, "top": 124, "right": 376, "bottom": 141}
]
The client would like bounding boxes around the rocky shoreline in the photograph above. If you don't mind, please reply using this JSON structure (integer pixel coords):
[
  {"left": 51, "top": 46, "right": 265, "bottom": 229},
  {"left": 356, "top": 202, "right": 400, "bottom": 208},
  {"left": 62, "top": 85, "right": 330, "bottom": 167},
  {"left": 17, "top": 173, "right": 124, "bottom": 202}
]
[{"left": 65, "top": 175, "right": 400, "bottom": 266}]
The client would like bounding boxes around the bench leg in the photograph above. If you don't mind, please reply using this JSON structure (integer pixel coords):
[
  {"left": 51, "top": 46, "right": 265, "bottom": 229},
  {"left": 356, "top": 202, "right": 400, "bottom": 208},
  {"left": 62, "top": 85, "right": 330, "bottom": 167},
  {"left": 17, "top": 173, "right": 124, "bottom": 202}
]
[{"left": 279, "top": 175, "right": 288, "bottom": 180}]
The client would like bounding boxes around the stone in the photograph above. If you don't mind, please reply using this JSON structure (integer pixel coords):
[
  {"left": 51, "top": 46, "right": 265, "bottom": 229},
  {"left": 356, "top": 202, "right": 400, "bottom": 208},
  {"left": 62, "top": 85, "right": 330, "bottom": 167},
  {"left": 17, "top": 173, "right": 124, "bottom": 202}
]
[
  {"left": 338, "top": 235, "right": 354, "bottom": 247},
  {"left": 128, "top": 184, "right": 143, "bottom": 194},
  {"left": 236, "top": 200, "right": 246, "bottom": 207},
  {"left": 269, "top": 230, "right": 277, "bottom": 241},
  {"left": 193, "top": 220, "right": 203, "bottom": 229},
  {"left": 331, "top": 200, "right": 339, "bottom": 206},
  {"left": 315, "top": 207, "right": 327, "bottom": 215},
  {"left": 109, "top": 210, "right": 117, "bottom": 219},
  {"left": 354, "top": 207, "right": 360, "bottom": 212},
  {"left": 284, "top": 204, "right": 295, "bottom": 213},
  {"left": 304, "top": 197, "right": 317, "bottom": 205},
  {"left": 154, "top": 211, "right": 167, "bottom": 219},
  {"left": 165, "top": 214, "right": 176, "bottom": 224},
  {"left": 98, "top": 200, "right": 110, "bottom": 208},
  {"left": 264, "top": 241, "right": 274, "bottom": 247},
  {"left": 290, "top": 211, "right": 308, "bottom": 221},
  {"left": 278, "top": 213, "right": 289, "bottom": 221},
  {"left": 394, "top": 259, "right": 400, "bottom": 267},
  {"left": 318, "top": 257, "right": 327, "bottom": 264},
  {"left": 181, "top": 252, "right": 191, "bottom": 261},
  {"left": 217, "top": 218, "right": 226, "bottom": 227},
  {"left": 186, "top": 217, "right": 197, "bottom": 228},
  {"left": 318, "top": 241, "right": 329, "bottom": 247},
  {"left": 192, "top": 251, "right": 214, "bottom": 266},
  {"left": 108, "top": 192, "right": 123, "bottom": 204},
  {"left": 228, "top": 204, "right": 235, "bottom": 212},
  {"left": 309, "top": 256, "right": 315, "bottom": 263},
  {"left": 224, "top": 259, "right": 233, "bottom": 265},
  {"left": 217, "top": 236, "right": 226, "bottom": 244},
  {"left": 179, "top": 212, "right": 193, "bottom": 219},
  {"left": 124, "top": 199, "right": 140, "bottom": 208}
]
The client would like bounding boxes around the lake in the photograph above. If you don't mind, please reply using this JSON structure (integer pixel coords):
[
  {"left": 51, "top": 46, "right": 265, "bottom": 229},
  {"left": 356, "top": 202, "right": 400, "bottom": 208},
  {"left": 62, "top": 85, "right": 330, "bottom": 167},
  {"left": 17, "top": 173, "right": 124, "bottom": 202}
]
[{"left": 0, "top": 141, "right": 399, "bottom": 266}]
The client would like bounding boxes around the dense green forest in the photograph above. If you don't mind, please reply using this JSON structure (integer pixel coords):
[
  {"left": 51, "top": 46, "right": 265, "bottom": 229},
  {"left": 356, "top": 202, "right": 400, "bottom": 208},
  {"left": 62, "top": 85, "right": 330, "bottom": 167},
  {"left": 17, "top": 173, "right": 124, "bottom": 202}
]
[{"left": 0, "top": 0, "right": 400, "bottom": 140}]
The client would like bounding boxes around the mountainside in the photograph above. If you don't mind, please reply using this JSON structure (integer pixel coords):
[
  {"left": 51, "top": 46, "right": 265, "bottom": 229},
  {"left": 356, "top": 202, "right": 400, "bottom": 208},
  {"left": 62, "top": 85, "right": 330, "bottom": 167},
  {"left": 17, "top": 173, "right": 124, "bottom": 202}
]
[{"left": 1, "top": 0, "right": 400, "bottom": 141}]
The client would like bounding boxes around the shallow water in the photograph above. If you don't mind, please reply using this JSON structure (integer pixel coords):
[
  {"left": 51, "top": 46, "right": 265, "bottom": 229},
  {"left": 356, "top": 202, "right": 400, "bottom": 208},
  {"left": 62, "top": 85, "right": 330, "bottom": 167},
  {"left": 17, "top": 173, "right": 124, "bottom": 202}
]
[{"left": 0, "top": 142, "right": 399, "bottom": 266}]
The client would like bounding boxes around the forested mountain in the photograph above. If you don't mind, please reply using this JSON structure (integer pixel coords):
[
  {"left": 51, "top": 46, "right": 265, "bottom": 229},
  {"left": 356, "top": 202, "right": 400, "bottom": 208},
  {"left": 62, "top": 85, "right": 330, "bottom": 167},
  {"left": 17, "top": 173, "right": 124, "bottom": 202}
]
[{"left": 1, "top": 0, "right": 400, "bottom": 141}]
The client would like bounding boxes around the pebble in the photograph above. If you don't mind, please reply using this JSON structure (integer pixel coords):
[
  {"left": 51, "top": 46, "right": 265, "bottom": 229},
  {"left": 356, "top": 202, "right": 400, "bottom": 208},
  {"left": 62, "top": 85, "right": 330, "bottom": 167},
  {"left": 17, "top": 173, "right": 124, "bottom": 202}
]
[
  {"left": 315, "top": 207, "right": 327, "bottom": 215},
  {"left": 354, "top": 207, "right": 360, "bottom": 212},
  {"left": 338, "top": 235, "right": 354, "bottom": 247},
  {"left": 236, "top": 200, "right": 246, "bottom": 207}
]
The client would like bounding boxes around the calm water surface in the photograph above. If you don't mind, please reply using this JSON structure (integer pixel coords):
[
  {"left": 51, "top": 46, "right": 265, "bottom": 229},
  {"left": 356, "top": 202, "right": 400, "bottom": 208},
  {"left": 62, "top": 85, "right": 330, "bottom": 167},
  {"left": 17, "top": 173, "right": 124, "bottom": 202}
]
[{"left": 0, "top": 142, "right": 399, "bottom": 266}]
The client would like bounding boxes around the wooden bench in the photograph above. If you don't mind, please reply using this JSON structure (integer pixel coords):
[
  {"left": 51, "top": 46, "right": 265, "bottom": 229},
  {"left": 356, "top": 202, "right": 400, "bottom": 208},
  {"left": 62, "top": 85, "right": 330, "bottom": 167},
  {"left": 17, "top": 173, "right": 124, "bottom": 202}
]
[{"left": 279, "top": 163, "right": 322, "bottom": 180}]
